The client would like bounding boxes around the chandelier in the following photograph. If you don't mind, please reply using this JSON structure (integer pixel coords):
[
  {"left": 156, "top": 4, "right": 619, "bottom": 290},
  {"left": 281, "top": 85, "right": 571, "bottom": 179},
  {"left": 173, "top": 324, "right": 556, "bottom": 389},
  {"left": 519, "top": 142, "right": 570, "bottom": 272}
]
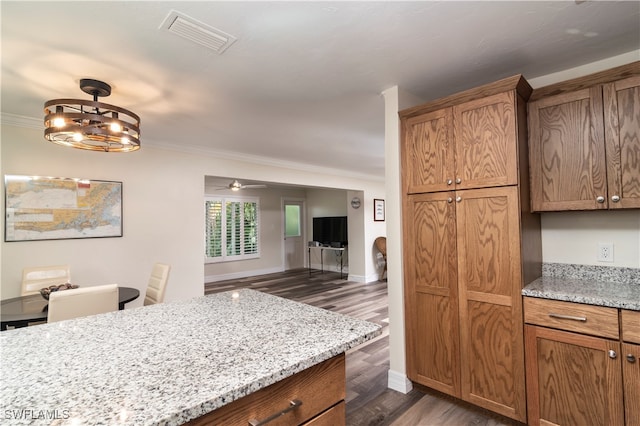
[{"left": 44, "top": 79, "right": 140, "bottom": 152}]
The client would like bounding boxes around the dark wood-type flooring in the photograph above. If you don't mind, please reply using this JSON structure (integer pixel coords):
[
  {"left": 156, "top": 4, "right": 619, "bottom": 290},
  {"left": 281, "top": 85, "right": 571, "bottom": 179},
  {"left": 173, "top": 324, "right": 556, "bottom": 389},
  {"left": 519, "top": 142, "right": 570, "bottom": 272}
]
[{"left": 205, "top": 269, "right": 514, "bottom": 426}]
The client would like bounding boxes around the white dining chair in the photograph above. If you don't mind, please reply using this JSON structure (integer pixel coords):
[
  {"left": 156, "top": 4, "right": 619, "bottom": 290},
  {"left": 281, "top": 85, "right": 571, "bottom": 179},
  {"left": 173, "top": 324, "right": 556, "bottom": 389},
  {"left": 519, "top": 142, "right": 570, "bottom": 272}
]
[
  {"left": 144, "top": 263, "right": 171, "bottom": 306},
  {"left": 47, "top": 284, "right": 118, "bottom": 323},
  {"left": 22, "top": 264, "right": 71, "bottom": 296}
]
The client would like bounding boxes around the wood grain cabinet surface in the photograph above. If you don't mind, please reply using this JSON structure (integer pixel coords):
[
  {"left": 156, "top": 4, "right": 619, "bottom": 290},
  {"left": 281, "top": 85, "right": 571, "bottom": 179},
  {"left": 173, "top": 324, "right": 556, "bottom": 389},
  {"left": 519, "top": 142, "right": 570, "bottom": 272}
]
[
  {"left": 525, "top": 297, "right": 640, "bottom": 426},
  {"left": 186, "top": 354, "right": 345, "bottom": 426},
  {"left": 528, "top": 62, "right": 640, "bottom": 211},
  {"left": 622, "top": 310, "right": 640, "bottom": 426},
  {"left": 400, "top": 75, "right": 542, "bottom": 423},
  {"left": 403, "top": 91, "right": 519, "bottom": 194}
]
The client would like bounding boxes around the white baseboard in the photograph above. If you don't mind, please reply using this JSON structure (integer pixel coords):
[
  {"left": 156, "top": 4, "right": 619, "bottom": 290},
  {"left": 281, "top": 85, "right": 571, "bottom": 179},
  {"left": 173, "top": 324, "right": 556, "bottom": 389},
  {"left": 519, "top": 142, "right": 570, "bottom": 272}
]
[
  {"left": 387, "top": 369, "right": 413, "bottom": 394},
  {"left": 205, "top": 266, "right": 284, "bottom": 283},
  {"left": 347, "top": 273, "right": 366, "bottom": 283}
]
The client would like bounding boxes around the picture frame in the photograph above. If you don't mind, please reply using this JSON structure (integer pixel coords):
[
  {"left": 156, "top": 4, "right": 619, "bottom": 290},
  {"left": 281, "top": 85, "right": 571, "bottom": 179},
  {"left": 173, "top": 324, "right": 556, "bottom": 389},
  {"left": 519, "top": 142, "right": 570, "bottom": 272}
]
[
  {"left": 4, "top": 175, "right": 123, "bottom": 242},
  {"left": 374, "top": 198, "right": 385, "bottom": 221}
]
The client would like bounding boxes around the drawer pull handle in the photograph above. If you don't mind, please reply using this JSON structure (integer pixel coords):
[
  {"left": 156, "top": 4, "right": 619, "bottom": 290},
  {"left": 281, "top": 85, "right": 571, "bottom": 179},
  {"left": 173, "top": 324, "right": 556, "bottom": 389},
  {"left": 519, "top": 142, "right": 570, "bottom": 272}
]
[
  {"left": 548, "top": 313, "right": 587, "bottom": 322},
  {"left": 248, "top": 399, "right": 303, "bottom": 426}
]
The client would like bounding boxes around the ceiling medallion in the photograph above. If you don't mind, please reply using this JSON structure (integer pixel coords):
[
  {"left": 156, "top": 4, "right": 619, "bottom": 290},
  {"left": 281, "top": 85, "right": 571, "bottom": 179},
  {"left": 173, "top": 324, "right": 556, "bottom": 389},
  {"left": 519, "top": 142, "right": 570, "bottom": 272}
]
[{"left": 44, "top": 79, "right": 140, "bottom": 152}]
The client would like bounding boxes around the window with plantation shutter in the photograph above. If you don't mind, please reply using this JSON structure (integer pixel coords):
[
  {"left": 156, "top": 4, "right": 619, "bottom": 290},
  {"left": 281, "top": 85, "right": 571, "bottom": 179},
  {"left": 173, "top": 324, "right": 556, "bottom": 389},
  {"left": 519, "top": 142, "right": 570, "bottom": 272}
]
[{"left": 205, "top": 196, "right": 259, "bottom": 262}]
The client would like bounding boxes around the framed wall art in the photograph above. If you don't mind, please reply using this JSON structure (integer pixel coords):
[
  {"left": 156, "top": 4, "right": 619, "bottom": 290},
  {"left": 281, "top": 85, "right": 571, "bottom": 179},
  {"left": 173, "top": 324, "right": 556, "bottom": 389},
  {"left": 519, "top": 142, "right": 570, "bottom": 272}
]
[
  {"left": 4, "top": 175, "right": 123, "bottom": 242},
  {"left": 374, "top": 198, "right": 385, "bottom": 221}
]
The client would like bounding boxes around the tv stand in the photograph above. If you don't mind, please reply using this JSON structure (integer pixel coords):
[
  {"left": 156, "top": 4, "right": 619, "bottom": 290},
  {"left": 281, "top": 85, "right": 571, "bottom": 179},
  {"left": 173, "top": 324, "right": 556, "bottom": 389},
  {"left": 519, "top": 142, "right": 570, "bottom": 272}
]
[{"left": 308, "top": 245, "right": 346, "bottom": 279}]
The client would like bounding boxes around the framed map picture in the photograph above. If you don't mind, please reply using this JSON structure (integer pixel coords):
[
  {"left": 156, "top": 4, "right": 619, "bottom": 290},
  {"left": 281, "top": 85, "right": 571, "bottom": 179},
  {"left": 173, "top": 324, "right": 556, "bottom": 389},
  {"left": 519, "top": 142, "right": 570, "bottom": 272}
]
[
  {"left": 4, "top": 175, "right": 123, "bottom": 242},
  {"left": 374, "top": 198, "right": 385, "bottom": 221}
]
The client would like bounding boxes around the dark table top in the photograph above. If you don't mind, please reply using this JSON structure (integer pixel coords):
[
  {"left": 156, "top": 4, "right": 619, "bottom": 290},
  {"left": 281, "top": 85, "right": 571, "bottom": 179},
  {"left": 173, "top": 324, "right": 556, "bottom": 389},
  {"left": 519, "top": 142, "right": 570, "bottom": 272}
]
[{"left": 1, "top": 287, "right": 140, "bottom": 329}]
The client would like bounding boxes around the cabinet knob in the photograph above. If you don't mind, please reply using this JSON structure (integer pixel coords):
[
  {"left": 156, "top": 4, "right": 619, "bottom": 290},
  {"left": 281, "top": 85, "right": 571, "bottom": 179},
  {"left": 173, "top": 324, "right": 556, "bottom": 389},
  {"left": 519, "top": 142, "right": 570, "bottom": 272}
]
[
  {"left": 611, "top": 195, "right": 620, "bottom": 203},
  {"left": 627, "top": 354, "right": 637, "bottom": 363},
  {"left": 608, "top": 349, "right": 617, "bottom": 359},
  {"left": 447, "top": 197, "right": 453, "bottom": 203},
  {"left": 455, "top": 178, "right": 462, "bottom": 184},
  {"left": 446, "top": 179, "right": 453, "bottom": 185},
  {"left": 455, "top": 196, "right": 462, "bottom": 203},
  {"left": 596, "top": 196, "right": 605, "bottom": 203}
]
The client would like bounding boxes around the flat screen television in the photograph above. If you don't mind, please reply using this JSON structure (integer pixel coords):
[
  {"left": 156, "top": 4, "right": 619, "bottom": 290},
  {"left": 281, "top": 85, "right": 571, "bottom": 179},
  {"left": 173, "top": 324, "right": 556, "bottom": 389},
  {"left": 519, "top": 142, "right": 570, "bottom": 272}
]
[{"left": 313, "top": 216, "right": 348, "bottom": 247}]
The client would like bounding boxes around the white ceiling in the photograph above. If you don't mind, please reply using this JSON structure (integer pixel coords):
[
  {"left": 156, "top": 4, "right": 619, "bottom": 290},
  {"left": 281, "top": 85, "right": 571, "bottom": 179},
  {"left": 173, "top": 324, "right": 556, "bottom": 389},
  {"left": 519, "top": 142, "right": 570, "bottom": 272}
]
[{"left": 2, "top": 1, "right": 639, "bottom": 180}]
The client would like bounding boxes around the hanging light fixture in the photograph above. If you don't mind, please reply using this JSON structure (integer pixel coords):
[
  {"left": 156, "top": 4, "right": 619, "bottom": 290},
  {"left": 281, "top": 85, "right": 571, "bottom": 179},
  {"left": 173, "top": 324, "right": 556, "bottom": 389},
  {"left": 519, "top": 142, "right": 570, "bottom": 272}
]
[{"left": 44, "top": 79, "right": 140, "bottom": 152}]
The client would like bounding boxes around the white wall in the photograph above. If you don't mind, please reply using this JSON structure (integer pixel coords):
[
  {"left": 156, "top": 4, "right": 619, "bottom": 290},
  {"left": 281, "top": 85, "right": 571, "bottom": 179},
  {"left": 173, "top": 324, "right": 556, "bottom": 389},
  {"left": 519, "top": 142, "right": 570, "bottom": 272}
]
[
  {"left": 1, "top": 121, "right": 385, "bottom": 302},
  {"left": 382, "top": 85, "right": 425, "bottom": 393},
  {"left": 541, "top": 211, "right": 640, "bottom": 268}
]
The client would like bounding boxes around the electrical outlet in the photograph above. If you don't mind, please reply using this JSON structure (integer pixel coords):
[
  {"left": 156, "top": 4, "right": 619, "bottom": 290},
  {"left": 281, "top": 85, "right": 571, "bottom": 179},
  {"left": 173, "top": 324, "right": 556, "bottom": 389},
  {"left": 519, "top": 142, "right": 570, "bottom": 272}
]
[{"left": 597, "top": 243, "right": 614, "bottom": 262}]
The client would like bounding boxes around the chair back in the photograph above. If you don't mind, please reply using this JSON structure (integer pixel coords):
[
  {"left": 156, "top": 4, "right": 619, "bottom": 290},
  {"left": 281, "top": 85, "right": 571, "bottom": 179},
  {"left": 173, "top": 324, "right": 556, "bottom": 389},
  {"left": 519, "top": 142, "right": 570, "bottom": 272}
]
[
  {"left": 47, "top": 284, "right": 118, "bottom": 323},
  {"left": 22, "top": 265, "right": 71, "bottom": 296},
  {"left": 144, "top": 263, "right": 171, "bottom": 306},
  {"left": 374, "top": 237, "right": 387, "bottom": 257}
]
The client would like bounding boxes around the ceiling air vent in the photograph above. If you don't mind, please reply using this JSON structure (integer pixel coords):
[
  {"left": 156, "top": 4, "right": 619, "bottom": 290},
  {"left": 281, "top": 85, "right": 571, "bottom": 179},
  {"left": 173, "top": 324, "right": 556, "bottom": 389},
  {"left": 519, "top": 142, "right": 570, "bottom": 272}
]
[{"left": 160, "top": 10, "right": 237, "bottom": 54}]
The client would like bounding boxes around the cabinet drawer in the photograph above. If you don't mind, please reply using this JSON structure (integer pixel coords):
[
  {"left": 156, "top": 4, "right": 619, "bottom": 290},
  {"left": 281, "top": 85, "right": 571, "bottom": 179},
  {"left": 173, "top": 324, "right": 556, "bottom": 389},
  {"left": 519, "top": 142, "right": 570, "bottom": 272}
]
[
  {"left": 622, "top": 310, "right": 640, "bottom": 344},
  {"left": 303, "top": 401, "right": 345, "bottom": 425},
  {"left": 524, "top": 297, "right": 619, "bottom": 339},
  {"left": 187, "top": 354, "right": 345, "bottom": 426}
]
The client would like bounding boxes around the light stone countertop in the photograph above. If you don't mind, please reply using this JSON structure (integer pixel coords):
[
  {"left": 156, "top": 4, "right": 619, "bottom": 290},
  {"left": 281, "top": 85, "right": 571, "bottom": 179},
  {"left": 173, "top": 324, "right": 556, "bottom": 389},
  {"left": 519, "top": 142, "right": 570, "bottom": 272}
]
[
  {"left": 522, "top": 263, "right": 640, "bottom": 311},
  {"left": 0, "top": 289, "right": 382, "bottom": 425}
]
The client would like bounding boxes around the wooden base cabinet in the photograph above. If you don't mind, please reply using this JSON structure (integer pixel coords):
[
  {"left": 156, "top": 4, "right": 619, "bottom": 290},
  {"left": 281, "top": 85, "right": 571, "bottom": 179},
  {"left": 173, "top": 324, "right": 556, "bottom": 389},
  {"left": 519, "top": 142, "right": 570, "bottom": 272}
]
[
  {"left": 622, "top": 310, "right": 640, "bottom": 426},
  {"left": 525, "top": 325, "right": 624, "bottom": 426},
  {"left": 186, "top": 354, "right": 345, "bottom": 426},
  {"left": 525, "top": 298, "right": 640, "bottom": 426},
  {"left": 401, "top": 76, "right": 541, "bottom": 423}
]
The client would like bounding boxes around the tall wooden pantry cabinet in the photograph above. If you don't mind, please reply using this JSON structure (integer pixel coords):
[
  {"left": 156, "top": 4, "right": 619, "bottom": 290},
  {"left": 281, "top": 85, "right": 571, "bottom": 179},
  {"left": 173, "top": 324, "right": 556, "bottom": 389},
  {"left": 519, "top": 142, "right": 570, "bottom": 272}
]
[{"left": 400, "top": 75, "right": 542, "bottom": 422}]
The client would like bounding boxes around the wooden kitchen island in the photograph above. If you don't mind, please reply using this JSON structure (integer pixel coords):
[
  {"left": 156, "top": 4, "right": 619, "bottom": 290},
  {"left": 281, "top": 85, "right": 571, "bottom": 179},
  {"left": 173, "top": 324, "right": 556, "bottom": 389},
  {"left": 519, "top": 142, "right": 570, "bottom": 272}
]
[{"left": 0, "top": 289, "right": 381, "bottom": 425}]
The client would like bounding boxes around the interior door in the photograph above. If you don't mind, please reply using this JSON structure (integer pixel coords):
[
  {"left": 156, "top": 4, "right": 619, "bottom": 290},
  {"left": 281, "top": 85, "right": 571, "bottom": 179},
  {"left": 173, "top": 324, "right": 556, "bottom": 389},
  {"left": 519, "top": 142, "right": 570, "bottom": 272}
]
[{"left": 284, "top": 200, "right": 305, "bottom": 270}]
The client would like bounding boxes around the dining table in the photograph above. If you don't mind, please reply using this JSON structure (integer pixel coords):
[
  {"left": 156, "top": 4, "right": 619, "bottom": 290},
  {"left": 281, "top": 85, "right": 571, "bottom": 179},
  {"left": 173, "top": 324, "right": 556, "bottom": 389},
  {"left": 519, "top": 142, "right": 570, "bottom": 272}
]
[{"left": 0, "top": 286, "right": 140, "bottom": 331}]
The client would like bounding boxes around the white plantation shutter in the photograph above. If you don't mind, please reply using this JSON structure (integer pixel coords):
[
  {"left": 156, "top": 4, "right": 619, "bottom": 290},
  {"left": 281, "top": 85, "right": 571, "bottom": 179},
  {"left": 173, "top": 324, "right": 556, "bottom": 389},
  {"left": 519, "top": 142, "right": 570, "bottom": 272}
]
[
  {"left": 243, "top": 201, "right": 258, "bottom": 255},
  {"left": 205, "top": 196, "right": 259, "bottom": 262},
  {"left": 205, "top": 200, "right": 223, "bottom": 258}
]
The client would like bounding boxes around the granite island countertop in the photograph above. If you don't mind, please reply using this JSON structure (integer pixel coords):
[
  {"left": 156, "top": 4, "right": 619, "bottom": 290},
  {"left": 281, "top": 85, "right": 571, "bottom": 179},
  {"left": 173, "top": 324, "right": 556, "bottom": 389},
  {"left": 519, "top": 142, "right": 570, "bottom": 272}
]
[
  {"left": 0, "top": 289, "right": 381, "bottom": 425},
  {"left": 522, "top": 263, "right": 640, "bottom": 311}
]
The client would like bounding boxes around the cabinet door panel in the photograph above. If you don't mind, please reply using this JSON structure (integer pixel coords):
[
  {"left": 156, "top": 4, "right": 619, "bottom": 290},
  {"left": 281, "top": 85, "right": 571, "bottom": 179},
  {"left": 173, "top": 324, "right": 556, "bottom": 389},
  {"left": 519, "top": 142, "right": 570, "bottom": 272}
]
[
  {"left": 622, "top": 343, "right": 640, "bottom": 426},
  {"left": 604, "top": 76, "right": 640, "bottom": 209},
  {"left": 529, "top": 87, "right": 607, "bottom": 211},
  {"left": 404, "top": 193, "right": 460, "bottom": 396},
  {"left": 456, "top": 186, "right": 525, "bottom": 421},
  {"left": 525, "top": 326, "right": 624, "bottom": 426},
  {"left": 453, "top": 91, "right": 518, "bottom": 189},
  {"left": 457, "top": 190, "right": 516, "bottom": 296},
  {"left": 464, "top": 301, "right": 517, "bottom": 408},
  {"left": 403, "top": 109, "right": 454, "bottom": 194},
  {"left": 413, "top": 292, "right": 458, "bottom": 394}
]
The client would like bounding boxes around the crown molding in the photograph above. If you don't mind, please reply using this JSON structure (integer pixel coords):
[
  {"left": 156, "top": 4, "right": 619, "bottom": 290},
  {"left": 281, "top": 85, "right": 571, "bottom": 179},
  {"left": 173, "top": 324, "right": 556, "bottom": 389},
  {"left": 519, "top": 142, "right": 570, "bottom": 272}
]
[
  {"left": 1, "top": 112, "right": 384, "bottom": 183},
  {"left": 151, "top": 139, "right": 383, "bottom": 182},
  {"left": 1, "top": 113, "right": 42, "bottom": 130}
]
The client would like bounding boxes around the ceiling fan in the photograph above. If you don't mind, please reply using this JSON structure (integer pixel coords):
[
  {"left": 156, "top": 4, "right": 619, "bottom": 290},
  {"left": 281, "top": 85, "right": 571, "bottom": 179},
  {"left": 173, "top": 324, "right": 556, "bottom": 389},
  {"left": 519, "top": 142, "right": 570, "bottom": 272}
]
[{"left": 220, "top": 179, "right": 267, "bottom": 191}]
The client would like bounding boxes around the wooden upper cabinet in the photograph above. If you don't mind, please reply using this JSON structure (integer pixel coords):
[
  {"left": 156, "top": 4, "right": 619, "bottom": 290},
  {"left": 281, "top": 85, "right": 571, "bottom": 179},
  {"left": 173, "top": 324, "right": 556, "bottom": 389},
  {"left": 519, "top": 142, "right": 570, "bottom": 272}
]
[
  {"left": 401, "top": 75, "right": 529, "bottom": 195},
  {"left": 604, "top": 76, "right": 640, "bottom": 209},
  {"left": 528, "top": 63, "right": 640, "bottom": 211},
  {"left": 529, "top": 87, "right": 608, "bottom": 211},
  {"left": 404, "top": 109, "right": 454, "bottom": 194},
  {"left": 453, "top": 91, "right": 518, "bottom": 190}
]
